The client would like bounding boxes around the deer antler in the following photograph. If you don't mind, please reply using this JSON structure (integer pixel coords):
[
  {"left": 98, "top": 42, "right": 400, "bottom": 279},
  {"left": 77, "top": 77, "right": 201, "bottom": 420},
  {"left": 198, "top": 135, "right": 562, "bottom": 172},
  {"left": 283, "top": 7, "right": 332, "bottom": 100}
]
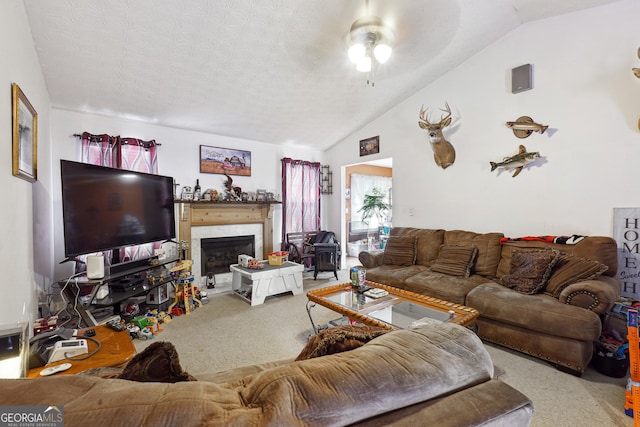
[
  {"left": 439, "top": 102, "right": 452, "bottom": 123},
  {"left": 419, "top": 105, "right": 431, "bottom": 125}
]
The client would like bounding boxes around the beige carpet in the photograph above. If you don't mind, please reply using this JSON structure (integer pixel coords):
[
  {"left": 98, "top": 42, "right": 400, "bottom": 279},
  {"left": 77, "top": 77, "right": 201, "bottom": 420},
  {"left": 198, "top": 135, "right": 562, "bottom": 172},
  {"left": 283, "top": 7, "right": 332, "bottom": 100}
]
[{"left": 134, "top": 269, "right": 633, "bottom": 427}]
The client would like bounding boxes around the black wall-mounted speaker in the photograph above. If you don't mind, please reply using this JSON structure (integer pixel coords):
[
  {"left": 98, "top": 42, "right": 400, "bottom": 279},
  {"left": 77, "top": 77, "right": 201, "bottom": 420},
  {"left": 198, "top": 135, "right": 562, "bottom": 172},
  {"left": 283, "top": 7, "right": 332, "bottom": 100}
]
[{"left": 511, "top": 64, "right": 532, "bottom": 94}]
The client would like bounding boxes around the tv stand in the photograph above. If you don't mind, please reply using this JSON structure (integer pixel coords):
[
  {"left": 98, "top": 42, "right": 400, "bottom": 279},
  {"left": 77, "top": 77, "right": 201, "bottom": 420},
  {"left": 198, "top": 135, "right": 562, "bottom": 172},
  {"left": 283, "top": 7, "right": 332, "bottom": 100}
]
[
  {"left": 59, "top": 256, "right": 85, "bottom": 265},
  {"left": 59, "top": 257, "right": 181, "bottom": 326}
]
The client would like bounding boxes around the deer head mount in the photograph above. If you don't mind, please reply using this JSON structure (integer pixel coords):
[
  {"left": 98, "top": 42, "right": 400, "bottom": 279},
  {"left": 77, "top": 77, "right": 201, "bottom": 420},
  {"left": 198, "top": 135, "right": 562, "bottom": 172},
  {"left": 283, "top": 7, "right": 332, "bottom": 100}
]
[{"left": 418, "top": 102, "right": 455, "bottom": 169}]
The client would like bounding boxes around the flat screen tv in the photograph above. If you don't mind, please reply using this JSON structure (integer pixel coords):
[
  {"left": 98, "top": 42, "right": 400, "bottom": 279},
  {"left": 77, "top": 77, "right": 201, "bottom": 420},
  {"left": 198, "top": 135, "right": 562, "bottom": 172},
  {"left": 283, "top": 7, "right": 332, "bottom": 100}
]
[{"left": 60, "top": 160, "right": 176, "bottom": 260}]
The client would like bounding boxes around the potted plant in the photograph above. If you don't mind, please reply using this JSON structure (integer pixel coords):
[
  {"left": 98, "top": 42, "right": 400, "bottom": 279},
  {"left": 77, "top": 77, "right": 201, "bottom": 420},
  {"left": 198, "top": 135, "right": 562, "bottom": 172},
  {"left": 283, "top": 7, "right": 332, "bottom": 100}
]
[{"left": 358, "top": 188, "right": 390, "bottom": 249}]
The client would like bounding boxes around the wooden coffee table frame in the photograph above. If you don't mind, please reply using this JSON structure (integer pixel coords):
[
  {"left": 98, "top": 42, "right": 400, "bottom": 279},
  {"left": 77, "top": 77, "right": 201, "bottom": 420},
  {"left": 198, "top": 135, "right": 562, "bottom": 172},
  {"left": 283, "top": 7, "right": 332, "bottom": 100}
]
[{"left": 306, "top": 281, "right": 479, "bottom": 332}]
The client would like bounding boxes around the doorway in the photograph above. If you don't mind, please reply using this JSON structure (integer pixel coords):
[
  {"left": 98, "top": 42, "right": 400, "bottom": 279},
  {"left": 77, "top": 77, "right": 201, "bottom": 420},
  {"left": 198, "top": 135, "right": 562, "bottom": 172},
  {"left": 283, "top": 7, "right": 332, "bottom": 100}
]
[{"left": 342, "top": 158, "right": 393, "bottom": 268}]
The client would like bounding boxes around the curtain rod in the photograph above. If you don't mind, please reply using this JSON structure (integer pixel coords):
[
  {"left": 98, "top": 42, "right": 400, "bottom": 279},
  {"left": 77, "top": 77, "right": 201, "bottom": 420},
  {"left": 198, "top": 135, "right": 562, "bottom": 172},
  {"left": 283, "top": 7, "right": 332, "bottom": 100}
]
[{"left": 73, "top": 133, "right": 161, "bottom": 145}]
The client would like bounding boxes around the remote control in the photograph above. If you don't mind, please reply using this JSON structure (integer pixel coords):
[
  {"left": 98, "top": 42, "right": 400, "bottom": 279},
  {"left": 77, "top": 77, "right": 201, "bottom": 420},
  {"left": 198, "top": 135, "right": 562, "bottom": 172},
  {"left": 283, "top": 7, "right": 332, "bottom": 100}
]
[
  {"left": 40, "top": 363, "right": 72, "bottom": 376},
  {"left": 84, "top": 328, "right": 96, "bottom": 337},
  {"left": 106, "top": 320, "right": 126, "bottom": 332}
]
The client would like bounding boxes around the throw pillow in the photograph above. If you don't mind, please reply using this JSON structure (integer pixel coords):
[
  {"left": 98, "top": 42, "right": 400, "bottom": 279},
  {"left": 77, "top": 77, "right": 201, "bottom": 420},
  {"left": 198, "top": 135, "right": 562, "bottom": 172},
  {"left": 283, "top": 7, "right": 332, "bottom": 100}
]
[
  {"left": 295, "top": 325, "right": 389, "bottom": 361},
  {"left": 430, "top": 244, "right": 478, "bottom": 278},
  {"left": 500, "top": 249, "right": 560, "bottom": 295},
  {"left": 544, "top": 253, "right": 608, "bottom": 298},
  {"left": 118, "top": 341, "right": 196, "bottom": 383},
  {"left": 382, "top": 236, "right": 417, "bottom": 266}
]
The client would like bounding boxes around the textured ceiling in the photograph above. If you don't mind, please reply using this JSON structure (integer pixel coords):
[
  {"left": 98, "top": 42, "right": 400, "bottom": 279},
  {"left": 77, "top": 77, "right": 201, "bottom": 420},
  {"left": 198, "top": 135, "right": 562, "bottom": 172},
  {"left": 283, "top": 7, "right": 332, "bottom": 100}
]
[{"left": 23, "top": 0, "right": 619, "bottom": 150}]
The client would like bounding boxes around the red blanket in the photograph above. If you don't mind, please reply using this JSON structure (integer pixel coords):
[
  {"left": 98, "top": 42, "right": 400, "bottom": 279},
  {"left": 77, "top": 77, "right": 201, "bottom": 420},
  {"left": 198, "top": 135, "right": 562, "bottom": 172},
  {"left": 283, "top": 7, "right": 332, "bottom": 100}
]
[{"left": 499, "top": 235, "right": 586, "bottom": 245}]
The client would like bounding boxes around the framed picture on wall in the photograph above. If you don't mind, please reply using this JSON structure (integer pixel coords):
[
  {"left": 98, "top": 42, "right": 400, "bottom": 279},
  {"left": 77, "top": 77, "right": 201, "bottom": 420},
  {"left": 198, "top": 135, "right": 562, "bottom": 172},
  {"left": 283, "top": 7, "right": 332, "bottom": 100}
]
[
  {"left": 200, "top": 145, "right": 251, "bottom": 176},
  {"left": 359, "top": 136, "right": 379, "bottom": 157},
  {"left": 12, "top": 83, "right": 38, "bottom": 183}
]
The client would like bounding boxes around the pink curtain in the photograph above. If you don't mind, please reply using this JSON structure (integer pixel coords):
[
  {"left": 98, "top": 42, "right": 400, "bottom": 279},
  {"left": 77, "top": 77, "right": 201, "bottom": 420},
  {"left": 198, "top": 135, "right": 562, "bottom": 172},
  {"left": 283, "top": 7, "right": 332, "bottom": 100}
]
[
  {"left": 119, "top": 137, "right": 158, "bottom": 173},
  {"left": 281, "top": 158, "right": 321, "bottom": 244},
  {"left": 81, "top": 132, "right": 118, "bottom": 167},
  {"left": 80, "top": 132, "right": 160, "bottom": 265}
]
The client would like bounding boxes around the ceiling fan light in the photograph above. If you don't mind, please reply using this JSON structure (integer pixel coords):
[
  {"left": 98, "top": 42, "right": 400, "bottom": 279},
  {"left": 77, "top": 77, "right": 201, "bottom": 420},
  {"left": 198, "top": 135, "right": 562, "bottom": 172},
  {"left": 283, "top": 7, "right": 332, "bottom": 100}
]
[
  {"left": 348, "top": 43, "right": 366, "bottom": 64},
  {"left": 356, "top": 55, "right": 372, "bottom": 72},
  {"left": 374, "top": 43, "right": 392, "bottom": 64}
]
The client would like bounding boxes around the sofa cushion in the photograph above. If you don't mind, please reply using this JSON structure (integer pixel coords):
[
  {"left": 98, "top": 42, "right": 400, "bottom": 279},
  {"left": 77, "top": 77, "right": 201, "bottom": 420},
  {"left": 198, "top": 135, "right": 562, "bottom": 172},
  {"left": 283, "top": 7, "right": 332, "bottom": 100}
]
[
  {"left": 295, "top": 325, "right": 389, "bottom": 361},
  {"left": 497, "top": 237, "right": 618, "bottom": 278},
  {"left": 544, "top": 253, "right": 608, "bottom": 298},
  {"left": 365, "top": 265, "right": 430, "bottom": 289},
  {"left": 467, "top": 282, "right": 602, "bottom": 341},
  {"left": 241, "top": 323, "right": 494, "bottom": 426},
  {"left": 443, "top": 230, "right": 503, "bottom": 277},
  {"left": 390, "top": 228, "right": 445, "bottom": 266},
  {"left": 404, "top": 272, "right": 490, "bottom": 305},
  {"left": 383, "top": 236, "right": 417, "bottom": 266},
  {"left": 430, "top": 245, "right": 478, "bottom": 278},
  {"left": 499, "top": 249, "right": 560, "bottom": 294}
]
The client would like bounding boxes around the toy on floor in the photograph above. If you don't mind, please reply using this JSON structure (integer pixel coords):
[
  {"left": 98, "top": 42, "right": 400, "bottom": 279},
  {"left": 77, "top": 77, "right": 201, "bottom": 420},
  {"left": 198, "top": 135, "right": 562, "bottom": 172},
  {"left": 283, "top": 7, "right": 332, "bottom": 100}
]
[
  {"left": 127, "top": 324, "right": 146, "bottom": 340},
  {"left": 139, "top": 328, "right": 154, "bottom": 340},
  {"left": 168, "top": 269, "right": 202, "bottom": 315},
  {"left": 157, "top": 311, "right": 171, "bottom": 323},
  {"left": 145, "top": 315, "right": 163, "bottom": 334}
]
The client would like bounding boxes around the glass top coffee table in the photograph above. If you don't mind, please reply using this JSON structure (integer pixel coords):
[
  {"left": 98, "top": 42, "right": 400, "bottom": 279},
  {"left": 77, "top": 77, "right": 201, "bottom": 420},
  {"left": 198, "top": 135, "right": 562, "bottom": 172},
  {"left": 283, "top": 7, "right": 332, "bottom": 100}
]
[{"left": 306, "top": 282, "right": 479, "bottom": 333}]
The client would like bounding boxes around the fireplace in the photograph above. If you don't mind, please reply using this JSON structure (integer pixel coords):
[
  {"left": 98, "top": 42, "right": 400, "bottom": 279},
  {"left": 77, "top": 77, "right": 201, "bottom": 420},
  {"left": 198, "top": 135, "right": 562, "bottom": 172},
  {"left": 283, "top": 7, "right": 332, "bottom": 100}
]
[{"left": 200, "top": 235, "right": 255, "bottom": 276}]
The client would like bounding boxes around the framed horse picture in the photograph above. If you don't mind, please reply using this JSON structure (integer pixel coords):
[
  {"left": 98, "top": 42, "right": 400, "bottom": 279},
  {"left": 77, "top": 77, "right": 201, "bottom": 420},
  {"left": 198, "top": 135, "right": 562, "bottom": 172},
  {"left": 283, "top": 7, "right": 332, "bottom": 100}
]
[{"left": 200, "top": 145, "right": 251, "bottom": 176}]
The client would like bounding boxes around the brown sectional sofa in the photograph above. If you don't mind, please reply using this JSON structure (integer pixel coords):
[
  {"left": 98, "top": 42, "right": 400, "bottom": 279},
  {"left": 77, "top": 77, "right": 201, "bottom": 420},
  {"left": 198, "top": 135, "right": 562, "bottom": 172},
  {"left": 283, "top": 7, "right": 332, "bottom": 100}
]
[
  {"left": 358, "top": 227, "right": 620, "bottom": 375},
  {"left": 0, "top": 323, "right": 533, "bottom": 426}
]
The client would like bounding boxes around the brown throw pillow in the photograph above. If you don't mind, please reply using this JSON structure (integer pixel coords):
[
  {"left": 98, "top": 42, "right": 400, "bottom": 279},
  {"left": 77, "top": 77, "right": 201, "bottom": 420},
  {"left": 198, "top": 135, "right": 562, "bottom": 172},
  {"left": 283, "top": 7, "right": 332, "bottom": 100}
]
[
  {"left": 500, "top": 249, "right": 560, "bottom": 294},
  {"left": 118, "top": 341, "right": 196, "bottom": 383},
  {"left": 382, "top": 236, "right": 417, "bottom": 266},
  {"left": 295, "top": 325, "right": 389, "bottom": 361},
  {"left": 430, "top": 245, "right": 478, "bottom": 278},
  {"left": 544, "top": 253, "right": 608, "bottom": 297}
]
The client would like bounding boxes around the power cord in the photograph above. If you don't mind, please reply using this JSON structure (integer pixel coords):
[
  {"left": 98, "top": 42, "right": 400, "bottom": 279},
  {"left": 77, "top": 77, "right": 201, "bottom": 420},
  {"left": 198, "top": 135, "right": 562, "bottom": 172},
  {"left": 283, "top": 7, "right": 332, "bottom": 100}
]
[
  {"left": 64, "top": 335, "right": 102, "bottom": 361},
  {"left": 56, "top": 272, "right": 86, "bottom": 328}
]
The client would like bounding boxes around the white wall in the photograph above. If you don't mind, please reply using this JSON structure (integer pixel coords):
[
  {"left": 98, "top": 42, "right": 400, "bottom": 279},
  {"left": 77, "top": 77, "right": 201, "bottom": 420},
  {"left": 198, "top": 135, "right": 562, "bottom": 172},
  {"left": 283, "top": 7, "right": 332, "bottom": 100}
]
[
  {"left": 326, "top": 0, "right": 640, "bottom": 240},
  {"left": 0, "top": 1, "right": 52, "bottom": 326},
  {"left": 51, "top": 109, "right": 325, "bottom": 280}
]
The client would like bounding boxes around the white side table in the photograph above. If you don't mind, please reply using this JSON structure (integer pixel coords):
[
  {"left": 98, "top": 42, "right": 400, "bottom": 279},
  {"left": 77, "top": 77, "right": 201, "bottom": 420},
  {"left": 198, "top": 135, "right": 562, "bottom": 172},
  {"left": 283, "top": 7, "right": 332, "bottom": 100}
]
[{"left": 230, "top": 261, "right": 304, "bottom": 306}]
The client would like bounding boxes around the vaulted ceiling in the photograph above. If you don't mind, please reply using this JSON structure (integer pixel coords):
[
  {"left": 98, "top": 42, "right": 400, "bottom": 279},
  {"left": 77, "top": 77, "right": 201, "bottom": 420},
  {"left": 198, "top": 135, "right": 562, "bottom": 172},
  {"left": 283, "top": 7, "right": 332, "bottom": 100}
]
[{"left": 23, "top": 0, "right": 620, "bottom": 150}]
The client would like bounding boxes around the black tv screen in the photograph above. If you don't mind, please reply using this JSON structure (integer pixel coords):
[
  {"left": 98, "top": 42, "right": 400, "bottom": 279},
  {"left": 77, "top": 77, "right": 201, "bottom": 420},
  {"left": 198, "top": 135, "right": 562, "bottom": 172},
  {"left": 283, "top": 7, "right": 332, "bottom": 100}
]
[{"left": 60, "top": 160, "right": 176, "bottom": 258}]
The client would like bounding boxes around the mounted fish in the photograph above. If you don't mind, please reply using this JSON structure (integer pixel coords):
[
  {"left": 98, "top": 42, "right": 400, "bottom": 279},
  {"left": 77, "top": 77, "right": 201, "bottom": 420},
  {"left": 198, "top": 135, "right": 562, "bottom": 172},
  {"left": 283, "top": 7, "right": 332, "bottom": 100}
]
[
  {"left": 418, "top": 102, "right": 455, "bottom": 169},
  {"left": 506, "top": 116, "right": 548, "bottom": 138},
  {"left": 490, "top": 145, "right": 540, "bottom": 178}
]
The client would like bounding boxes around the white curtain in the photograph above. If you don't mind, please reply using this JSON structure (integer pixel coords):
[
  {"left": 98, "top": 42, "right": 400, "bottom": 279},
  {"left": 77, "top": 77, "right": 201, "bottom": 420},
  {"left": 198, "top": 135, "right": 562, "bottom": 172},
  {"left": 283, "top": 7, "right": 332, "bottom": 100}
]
[{"left": 350, "top": 174, "right": 392, "bottom": 230}]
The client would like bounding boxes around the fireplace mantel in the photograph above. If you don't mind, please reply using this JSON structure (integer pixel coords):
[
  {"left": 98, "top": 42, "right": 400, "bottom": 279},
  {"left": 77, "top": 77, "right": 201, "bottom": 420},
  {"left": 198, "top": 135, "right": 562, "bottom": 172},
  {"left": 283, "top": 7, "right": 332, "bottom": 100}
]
[{"left": 177, "top": 201, "right": 281, "bottom": 261}]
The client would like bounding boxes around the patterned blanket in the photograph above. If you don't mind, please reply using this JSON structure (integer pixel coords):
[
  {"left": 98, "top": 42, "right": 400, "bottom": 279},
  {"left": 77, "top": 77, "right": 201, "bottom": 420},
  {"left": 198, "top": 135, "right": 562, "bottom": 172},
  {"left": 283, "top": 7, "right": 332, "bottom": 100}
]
[{"left": 499, "top": 235, "right": 586, "bottom": 245}]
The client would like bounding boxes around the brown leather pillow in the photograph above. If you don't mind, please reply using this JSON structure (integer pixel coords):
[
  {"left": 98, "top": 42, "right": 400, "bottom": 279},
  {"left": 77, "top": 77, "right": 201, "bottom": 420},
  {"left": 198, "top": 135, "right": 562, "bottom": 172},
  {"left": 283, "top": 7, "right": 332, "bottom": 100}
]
[
  {"left": 500, "top": 249, "right": 560, "bottom": 294},
  {"left": 118, "top": 341, "right": 196, "bottom": 383},
  {"left": 295, "top": 325, "right": 388, "bottom": 361},
  {"left": 430, "top": 245, "right": 478, "bottom": 278},
  {"left": 544, "top": 253, "right": 608, "bottom": 297},
  {"left": 382, "top": 236, "right": 417, "bottom": 266}
]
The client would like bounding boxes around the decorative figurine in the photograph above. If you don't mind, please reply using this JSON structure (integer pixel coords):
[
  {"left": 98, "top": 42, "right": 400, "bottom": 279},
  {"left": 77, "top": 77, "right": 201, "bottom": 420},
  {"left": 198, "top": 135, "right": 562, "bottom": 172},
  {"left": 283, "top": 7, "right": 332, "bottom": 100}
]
[{"left": 223, "top": 173, "right": 242, "bottom": 201}]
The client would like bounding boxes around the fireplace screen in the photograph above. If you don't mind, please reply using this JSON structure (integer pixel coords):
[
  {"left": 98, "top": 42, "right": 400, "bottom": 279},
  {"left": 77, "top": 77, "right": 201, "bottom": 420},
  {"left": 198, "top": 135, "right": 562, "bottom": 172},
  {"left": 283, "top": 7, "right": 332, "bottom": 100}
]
[{"left": 201, "top": 235, "right": 255, "bottom": 275}]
